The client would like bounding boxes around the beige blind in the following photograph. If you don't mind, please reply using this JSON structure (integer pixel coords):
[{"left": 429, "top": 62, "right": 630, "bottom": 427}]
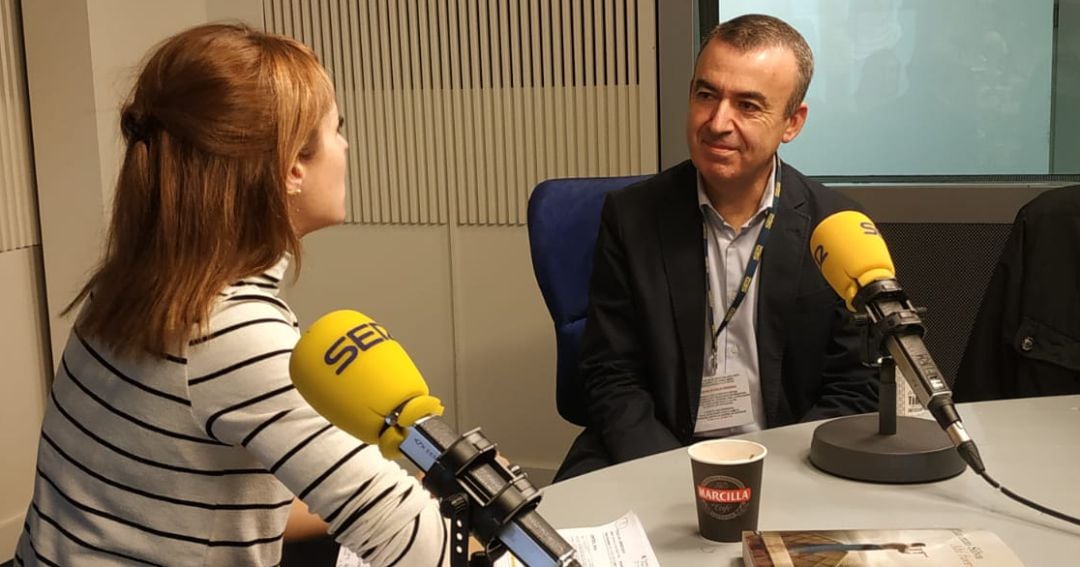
[
  {"left": 0, "top": 0, "right": 38, "bottom": 251},
  {"left": 264, "top": 0, "right": 657, "bottom": 226}
]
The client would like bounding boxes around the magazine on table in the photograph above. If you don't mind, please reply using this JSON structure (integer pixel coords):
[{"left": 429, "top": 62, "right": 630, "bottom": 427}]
[{"left": 743, "top": 528, "right": 1025, "bottom": 566}]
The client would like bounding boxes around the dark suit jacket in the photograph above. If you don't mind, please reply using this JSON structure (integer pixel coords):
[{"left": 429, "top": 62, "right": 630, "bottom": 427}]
[
  {"left": 556, "top": 160, "right": 879, "bottom": 480},
  {"left": 954, "top": 185, "right": 1080, "bottom": 401}
]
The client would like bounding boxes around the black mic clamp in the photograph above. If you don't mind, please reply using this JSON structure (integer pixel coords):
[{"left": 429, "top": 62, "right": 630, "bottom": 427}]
[
  {"left": 852, "top": 279, "right": 924, "bottom": 349},
  {"left": 399, "top": 415, "right": 580, "bottom": 567},
  {"left": 855, "top": 278, "right": 985, "bottom": 474}
]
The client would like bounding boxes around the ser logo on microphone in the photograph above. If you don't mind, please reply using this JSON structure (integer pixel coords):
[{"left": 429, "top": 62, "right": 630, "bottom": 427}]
[{"left": 323, "top": 322, "right": 393, "bottom": 375}]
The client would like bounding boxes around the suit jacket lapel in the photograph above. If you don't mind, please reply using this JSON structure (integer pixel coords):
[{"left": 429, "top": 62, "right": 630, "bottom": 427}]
[
  {"left": 757, "top": 163, "right": 810, "bottom": 425},
  {"left": 657, "top": 163, "right": 706, "bottom": 430}
]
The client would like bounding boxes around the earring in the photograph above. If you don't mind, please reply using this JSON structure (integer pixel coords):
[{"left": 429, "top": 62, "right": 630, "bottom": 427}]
[{"left": 287, "top": 186, "right": 302, "bottom": 196}]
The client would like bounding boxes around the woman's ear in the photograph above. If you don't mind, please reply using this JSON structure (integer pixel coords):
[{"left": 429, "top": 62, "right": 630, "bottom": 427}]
[{"left": 286, "top": 160, "right": 306, "bottom": 195}]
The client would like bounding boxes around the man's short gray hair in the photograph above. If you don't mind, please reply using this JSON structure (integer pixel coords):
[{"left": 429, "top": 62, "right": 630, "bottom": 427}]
[{"left": 700, "top": 14, "right": 814, "bottom": 117}]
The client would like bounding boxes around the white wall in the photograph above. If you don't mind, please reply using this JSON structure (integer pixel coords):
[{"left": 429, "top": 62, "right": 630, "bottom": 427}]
[
  {"left": 22, "top": 0, "right": 107, "bottom": 364},
  {"left": 453, "top": 228, "right": 581, "bottom": 469},
  {"left": 0, "top": 248, "right": 51, "bottom": 560}
]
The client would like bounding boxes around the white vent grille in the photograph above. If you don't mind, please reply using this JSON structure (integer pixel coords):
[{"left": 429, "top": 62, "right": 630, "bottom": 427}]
[
  {"left": 264, "top": 0, "right": 657, "bottom": 226},
  {"left": 0, "top": 0, "right": 38, "bottom": 251}
]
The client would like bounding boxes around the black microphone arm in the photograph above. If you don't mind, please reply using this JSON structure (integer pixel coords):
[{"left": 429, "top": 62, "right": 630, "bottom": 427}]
[
  {"left": 853, "top": 279, "right": 986, "bottom": 474},
  {"left": 394, "top": 412, "right": 580, "bottom": 567}
]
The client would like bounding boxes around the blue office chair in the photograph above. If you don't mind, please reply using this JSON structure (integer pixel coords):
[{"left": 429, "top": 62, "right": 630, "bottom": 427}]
[{"left": 527, "top": 175, "right": 649, "bottom": 426}]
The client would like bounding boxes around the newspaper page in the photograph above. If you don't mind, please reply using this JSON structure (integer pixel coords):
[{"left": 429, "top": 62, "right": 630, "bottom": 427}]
[
  {"left": 336, "top": 510, "right": 659, "bottom": 567},
  {"left": 493, "top": 510, "right": 660, "bottom": 567}
]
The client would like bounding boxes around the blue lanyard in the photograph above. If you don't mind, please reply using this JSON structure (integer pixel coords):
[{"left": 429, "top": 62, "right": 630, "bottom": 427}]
[{"left": 703, "top": 161, "right": 781, "bottom": 363}]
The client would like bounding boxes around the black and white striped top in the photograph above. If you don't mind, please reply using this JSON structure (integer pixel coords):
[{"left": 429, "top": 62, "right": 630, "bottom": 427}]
[{"left": 16, "top": 258, "right": 448, "bottom": 566}]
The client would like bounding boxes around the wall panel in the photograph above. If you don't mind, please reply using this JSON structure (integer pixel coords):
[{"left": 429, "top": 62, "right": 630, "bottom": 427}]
[
  {"left": 0, "top": 0, "right": 37, "bottom": 252},
  {"left": 264, "top": 0, "right": 658, "bottom": 226}
]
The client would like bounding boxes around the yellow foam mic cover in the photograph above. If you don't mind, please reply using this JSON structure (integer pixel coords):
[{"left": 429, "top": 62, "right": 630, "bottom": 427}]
[
  {"left": 289, "top": 310, "right": 444, "bottom": 457},
  {"left": 809, "top": 211, "right": 896, "bottom": 311}
]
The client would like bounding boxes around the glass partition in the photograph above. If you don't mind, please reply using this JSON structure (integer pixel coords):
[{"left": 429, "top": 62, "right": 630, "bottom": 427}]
[{"left": 707, "top": 0, "right": 1077, "bottom": 180}]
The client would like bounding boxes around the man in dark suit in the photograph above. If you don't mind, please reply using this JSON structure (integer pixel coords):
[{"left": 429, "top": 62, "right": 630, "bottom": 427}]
[{"left": 556, "top": 14, "right": 879, "bottom": 481}]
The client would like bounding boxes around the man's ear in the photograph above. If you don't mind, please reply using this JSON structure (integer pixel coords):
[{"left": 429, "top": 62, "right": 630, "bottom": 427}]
[
  {"left": 781, "top": 101, "right": 808, "bottom": 144},
  {"left": 286, "top": 159, "right": 306, "bottom": 195}
]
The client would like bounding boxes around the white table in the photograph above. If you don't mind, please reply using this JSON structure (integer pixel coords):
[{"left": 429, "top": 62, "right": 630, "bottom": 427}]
[{"left": 537, "top": 396, "right": 1080, "bottom": 565}]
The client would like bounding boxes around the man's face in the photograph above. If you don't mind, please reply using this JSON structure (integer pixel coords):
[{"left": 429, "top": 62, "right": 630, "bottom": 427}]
[{"left": 686, "top": 40, "right": 808, "bottom": 192}]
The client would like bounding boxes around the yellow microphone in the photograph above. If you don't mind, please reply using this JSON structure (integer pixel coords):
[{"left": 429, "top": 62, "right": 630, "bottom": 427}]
[
  {"left": 807, "top": 218, "right": 1080, "bottom": 526},
  {"left": 809, "top": 210, "right": 895, "bottom": 311},
  {"left": 289, "top": 310, "right": 580, "bottom": 567},
  {"left": 808, "top": 211, "right": 986, "bottom": 476},
  {"left": 289, "top": 310, "right": 444, "bottom": 459}
]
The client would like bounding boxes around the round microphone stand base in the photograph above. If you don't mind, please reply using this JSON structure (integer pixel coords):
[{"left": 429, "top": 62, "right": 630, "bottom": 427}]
[{"left": 809, "top": 414, "right": 966, "bottom": 484}]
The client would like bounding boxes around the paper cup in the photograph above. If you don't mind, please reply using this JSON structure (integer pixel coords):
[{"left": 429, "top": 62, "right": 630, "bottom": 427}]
[{"left": 688, "top": 439, "right": 767, "bottom": 542}]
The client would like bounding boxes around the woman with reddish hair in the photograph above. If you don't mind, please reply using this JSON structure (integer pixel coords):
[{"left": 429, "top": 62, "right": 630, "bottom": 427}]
[{"left": 17, "top": 23, "right": 448, "bottom": 566}]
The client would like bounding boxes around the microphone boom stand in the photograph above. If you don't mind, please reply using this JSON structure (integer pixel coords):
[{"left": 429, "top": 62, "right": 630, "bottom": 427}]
[{"left": 809, "top": 282, "right": 967, "bottom": 483}]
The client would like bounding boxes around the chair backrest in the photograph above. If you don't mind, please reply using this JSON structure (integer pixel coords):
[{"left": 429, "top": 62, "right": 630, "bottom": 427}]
[
  {"left": 527, "top": 175, "right": 649, "bottom": 426},
  {"left": 876, "top": 222, "right": 1011, "bottom": 384}
]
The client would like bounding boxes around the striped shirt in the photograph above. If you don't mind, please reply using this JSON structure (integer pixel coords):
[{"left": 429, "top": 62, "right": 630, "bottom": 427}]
[{"left": 16, "top": 258, "right": 448, "bottom": 566}]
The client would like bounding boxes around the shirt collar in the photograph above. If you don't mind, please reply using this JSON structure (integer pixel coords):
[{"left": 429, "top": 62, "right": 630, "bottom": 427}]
[
  {"left": 264, "top": 254, "right": 291, "bottom": 285},
  {"left": 239, "top": 255, "right": 290, "bottom": 295},
  {"left": 697, "top": 156, "right": 777, "bottom": 229}
]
